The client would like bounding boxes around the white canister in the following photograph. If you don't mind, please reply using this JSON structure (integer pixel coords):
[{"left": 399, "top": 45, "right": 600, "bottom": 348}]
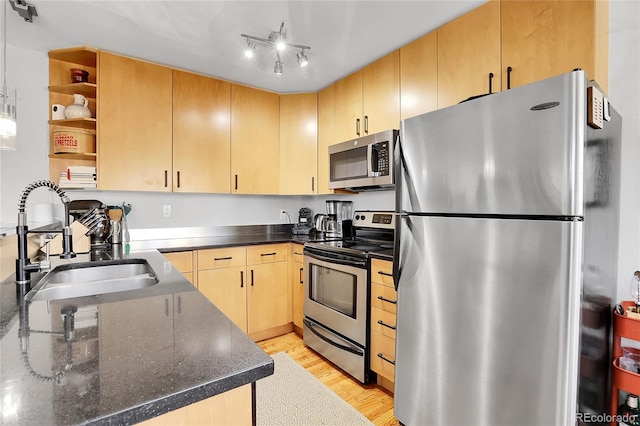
[
  {"left": 32, "top": 203, "right": 55, "bottom": 225},
  {"left": 52, "top": 104, "right": 66, "bottom": 120}
]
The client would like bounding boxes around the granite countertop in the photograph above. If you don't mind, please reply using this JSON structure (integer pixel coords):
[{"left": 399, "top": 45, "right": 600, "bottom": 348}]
[{"left": 0, "top": 249, "right": 274, "bottom": 425}]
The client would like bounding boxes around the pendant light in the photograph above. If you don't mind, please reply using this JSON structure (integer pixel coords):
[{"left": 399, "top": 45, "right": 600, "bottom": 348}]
[{"left": 1, "top": 0, "right": 17, "bottom": 151}]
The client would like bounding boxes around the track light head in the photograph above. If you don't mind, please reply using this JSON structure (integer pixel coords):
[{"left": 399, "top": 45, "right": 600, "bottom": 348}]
[
  {"left": 296, "top": 50, "right": 309, "bottom": 67},
  {"left": 274, "top": 60, "right": 283, "bottom": 75},
  {"left": 244, "top": 40, "right": 256, "bottom": 58}
]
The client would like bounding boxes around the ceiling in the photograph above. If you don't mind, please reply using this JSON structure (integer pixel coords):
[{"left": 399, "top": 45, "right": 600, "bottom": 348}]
[{"left": 5, "top": 0, "right": 486, "bottom": 93}]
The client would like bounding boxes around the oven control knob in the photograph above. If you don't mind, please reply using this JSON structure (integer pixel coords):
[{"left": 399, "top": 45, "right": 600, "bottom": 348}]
[
  {"left": 355, "top": 215, "right": 360, "bottom": 220},
  {"left": 360, "top": 214, "right": 365, "bottom": 221}
]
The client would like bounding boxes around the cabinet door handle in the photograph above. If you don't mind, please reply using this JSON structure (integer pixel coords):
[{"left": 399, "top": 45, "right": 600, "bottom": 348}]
[
  {"left": 177, "top": 171, "right": 181, "bottom": 188},
  {"left": 293, "top": 251, "right": 303, "bottom": 256},
  {"left": 364, "top": 115, "right": 369, "bottom": 135},
  {"left": 240, "top": 270, "right": 244, "bottom": 288},
  {"left": 214, "top": 256, "right": 232, "bottom": 261},
  {"left": 260, "top": 252, "right": 277, "bottom": 257},
  {"left": 356, "top": 118, "right": 361, "bottom": 136},
  {"left": 377, "top": 319, "right": 396, "bottom": 330},
  {"left": 177, "top": 296, "right": 182, "bottom": 314},
  {"left": 311, "top": 177, "right": 315, "bottom": 192},
  {"left": 377, "top": 295, "right": 397, "bottom": 305},
  {"left": 377, "top": 271, "right": 393, "bottom": 277},
  {"left": 235, "top": 174, "right": 238, "bottom": 191},
  {"left": 164, "top": 170, "right": 168, "bottom": 188},
  {"left": 488, "top": 72, "right": 494, "bottom": 94},
  {"left": 165, "top": 298, "right": 170, "bottom": 316},
  {"left": 377, "top": 353, "right": 396, "bottom": 366},
  {"left": 299, "top": 267, "right": 303, "bottom": 284},
  {"left": 507, "top": 66, "right": 513, "bottom": 90},
  {"left": 251, "top": 269, "right": 254, "bottom": 286}
]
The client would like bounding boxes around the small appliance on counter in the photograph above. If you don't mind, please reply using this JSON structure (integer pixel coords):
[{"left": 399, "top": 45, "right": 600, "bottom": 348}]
[
  {"left": 325, "top": 200, "right": 353, "bottom": 238},
  {"left": 292, "top": 207, "right": 313, "bottom": 235}
]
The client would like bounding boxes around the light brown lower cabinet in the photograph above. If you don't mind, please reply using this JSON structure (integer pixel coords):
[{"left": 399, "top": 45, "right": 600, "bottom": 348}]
[
  {"left": 370, "top": 258, "right": 397, "bottom": 392},
  {"left": 139, "top": 384, "right": 252, "bottom": 426},
  {"left": 162, "top": 251, "right": 196, "bottom": 285},
  {"left": 291, "top": 245, "right": 305, "bottom": 330},
  {"left": 196, "top": 244, "right": 292, "bottom": 341}
]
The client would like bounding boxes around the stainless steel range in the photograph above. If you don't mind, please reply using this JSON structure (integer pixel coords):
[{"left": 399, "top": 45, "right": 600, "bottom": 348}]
[{"left": 303, "top": 211, "right": 395, "bottom": 383}]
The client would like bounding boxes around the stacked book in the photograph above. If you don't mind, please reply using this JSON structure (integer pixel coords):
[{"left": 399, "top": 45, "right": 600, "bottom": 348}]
[{"left": 59, "top": 166, "right": 97, "bottom": 189}]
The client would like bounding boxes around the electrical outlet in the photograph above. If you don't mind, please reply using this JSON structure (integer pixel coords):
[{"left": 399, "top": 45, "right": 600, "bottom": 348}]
[
  {"left": 280, "top": 209, "right": 287, "bottom": 220},
  {"left": 163, "top": 205, "right": 172, "bottom": 218}
]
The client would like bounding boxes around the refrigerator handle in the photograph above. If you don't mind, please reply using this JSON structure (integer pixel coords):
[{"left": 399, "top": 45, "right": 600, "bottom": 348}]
[{"left": 393, "top": 213, "right": 407, "bottom": 291}]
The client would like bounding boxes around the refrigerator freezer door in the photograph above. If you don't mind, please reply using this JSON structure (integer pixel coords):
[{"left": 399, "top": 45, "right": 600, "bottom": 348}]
[
  {"left": 394, "top": 215, "right": 583, "bottom": 426},
  {"left": 398, "top": 70, "right": 587, "bottom": 217}
]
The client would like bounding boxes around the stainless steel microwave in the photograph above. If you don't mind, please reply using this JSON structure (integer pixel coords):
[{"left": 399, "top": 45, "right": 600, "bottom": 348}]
[{"left": 328, "top": 129, "right": 398, "bottom": 191}]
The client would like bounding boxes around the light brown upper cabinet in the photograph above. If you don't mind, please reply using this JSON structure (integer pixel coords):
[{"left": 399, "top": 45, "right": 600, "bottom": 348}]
[
  {"left": 173, "top": 70, "right": 231, "bottom": 193},
  {"left": 231, "top": 85, "right": 280, "bottom": 194},
  {"left": 437, "top": 0, "right": 501, "bottom": 109},
  {"left": 279, "top": 93, "right": 318, "bottom": 195},
  {"left": 362, "top": 50, "right": 400, "bottom": 135},
  {"left": 501, "top": 0, "right": 609, "bottom": 92},
  {"left": 333, "top": 70, "right": 363, "bottom": 143},
  {"left": 99, "top": 52, "right": 173, "bottom": 191},
  {"left": 332, "top": 51, "right": 400, "bottom": 144},
  {"left": 400, "top": 31, "right": 438, "bottom": 120},
  {"left": 317, "top": 85, "right": 335, "bottom": 195}
]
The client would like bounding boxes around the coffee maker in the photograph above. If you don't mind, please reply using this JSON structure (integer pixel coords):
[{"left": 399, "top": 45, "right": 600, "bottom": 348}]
[{"left": 325, "top": 200, "right": 353, "bottom": 238}]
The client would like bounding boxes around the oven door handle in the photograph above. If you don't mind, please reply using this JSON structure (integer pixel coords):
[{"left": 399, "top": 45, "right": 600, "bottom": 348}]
[
  {"left": 303, "top": 249, "right": 367, "bottom": 268},
  {"left": 303, "top": 318, "right": 364, "bottom": 356}
]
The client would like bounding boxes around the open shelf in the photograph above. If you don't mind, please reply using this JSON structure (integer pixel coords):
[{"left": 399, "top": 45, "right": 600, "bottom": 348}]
[
  {"left": 48, "top": 46, "right": 98, "bottom": 68},
  {"left": 49, "top": 83, "right": 97, "bottom": 98},
  {"left": 48, "top": 118, "right": 97, "bottom": 130},
  {"left": 49, "top": 153, "right": 97, "bottom": 161}
]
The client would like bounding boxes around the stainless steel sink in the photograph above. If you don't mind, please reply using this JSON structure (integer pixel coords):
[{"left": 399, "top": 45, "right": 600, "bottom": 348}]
[{"left": 25, "top": 259, "right": 159, "bottom": 302}]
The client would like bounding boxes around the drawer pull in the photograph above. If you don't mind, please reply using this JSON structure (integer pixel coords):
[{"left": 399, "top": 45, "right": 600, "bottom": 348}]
[
  {"left": 260, "top": 252, "right": 277, "bottom": 257},
  {"left": 377, "top": 295, "right": 397, "bottom": 305},
  {"left": 377, "top": 320, "right": 396, "bottom": 330},
  {"left": 214, "top": 256, "right": 233, "bottom": 261},
  {"left": 299, "top": 267, "right": 303, "bottom": 284},
  {"left": 293, "top": 251, "right": 303, "bottom": 256},
  {"left": 377, "top": 271, "right": 393, "bottom": 277},
  {"left": 377, "top": 353, "right": 395, "bottom": 366}
]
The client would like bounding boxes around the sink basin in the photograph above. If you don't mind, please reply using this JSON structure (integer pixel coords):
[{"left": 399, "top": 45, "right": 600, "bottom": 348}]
[{"left": 25, "top": 259, "right": 159, "bottom": 302}]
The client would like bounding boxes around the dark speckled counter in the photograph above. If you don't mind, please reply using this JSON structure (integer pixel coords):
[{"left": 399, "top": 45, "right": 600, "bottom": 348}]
[{"left": 0, "top": 250, "right": 273, "bottom": 425}]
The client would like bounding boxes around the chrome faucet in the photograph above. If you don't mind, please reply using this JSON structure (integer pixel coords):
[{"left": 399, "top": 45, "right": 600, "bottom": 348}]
[{"left": 16, "top": 180, "right": 76, "bottom": 285}]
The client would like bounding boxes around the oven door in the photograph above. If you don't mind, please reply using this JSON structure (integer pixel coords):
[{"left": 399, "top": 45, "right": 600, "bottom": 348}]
[{"left": 303, "top": 247, "right": 368, "bottom": 346}]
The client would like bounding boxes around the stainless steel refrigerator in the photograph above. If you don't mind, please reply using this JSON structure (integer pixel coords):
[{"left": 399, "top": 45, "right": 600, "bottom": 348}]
[{"left": 394, "top": 70, "right": 621, "bottom": 426}]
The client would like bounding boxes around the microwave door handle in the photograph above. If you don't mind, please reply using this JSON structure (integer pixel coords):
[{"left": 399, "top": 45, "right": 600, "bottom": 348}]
[
  {"left": 367, "top": 144, "right": 374, "bottom": 177},
  {"left": 371, "top": 144, "right": 380, "bottom": 176}
]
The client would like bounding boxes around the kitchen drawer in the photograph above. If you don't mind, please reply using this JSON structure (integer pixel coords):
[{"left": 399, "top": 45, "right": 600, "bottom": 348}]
[
  {"left": 370, "top": 330, "right": 396, "bottom": 383},
  {"left": 163, "top": 251, "right": 193, "bottom": 273},
  {"left": 247, "top": 243, "right": 288, "bottom": 265},
  {"left": 371, "top": 258, "right": 394, "bottom": 287},
  {"left": 371, "top": 282, "right": 397, "bottom": 314},
  {"left": 292, "top": 245, "right": 304, "bottom": 263},
  {"left": 198, "top": 247, "right": 246, "bottom": 270},
  {"left": 371, "top": 306, "right": 396, "bottom": 339}
]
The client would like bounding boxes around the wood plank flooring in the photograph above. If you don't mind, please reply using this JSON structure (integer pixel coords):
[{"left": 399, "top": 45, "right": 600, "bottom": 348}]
[{"left": 257, "top": 332, "right": 399, "bottom": 426}]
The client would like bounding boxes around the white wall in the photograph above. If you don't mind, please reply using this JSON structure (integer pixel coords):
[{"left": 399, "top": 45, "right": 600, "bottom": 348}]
[
  {"left": 610, "top": 0, "right": 640, "bottom": 303},
  {"left": 1, "top": 2, "right": 638, "bottom": 300}
]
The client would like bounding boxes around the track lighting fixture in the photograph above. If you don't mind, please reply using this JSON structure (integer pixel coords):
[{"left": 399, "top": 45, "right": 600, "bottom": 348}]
[
  {"left": 296, "top": 49, "right": 309, "bottom": 67},
  {"left": 244, "top": 38, "right": 256, "bottom": 58},
  {"left": 241, "top": 22, "right": 311, "bottom": 74},
  {"left": 274, "top": 53, "right": 283, "bottom": 75}
]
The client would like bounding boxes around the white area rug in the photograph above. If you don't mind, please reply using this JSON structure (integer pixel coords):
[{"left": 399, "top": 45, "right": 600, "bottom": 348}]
[{"left": 256, "top": 352, "right": 374, "bottom": 426}]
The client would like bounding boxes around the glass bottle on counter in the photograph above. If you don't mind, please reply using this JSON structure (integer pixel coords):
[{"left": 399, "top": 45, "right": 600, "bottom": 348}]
[{"left": 619, "top": 393, "right": 640, "bottom": 426}]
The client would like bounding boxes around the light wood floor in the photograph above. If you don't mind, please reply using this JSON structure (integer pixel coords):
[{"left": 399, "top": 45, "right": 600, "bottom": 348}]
[{"left": 257, "top": 332, "right": 399, "bottom": 426}]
